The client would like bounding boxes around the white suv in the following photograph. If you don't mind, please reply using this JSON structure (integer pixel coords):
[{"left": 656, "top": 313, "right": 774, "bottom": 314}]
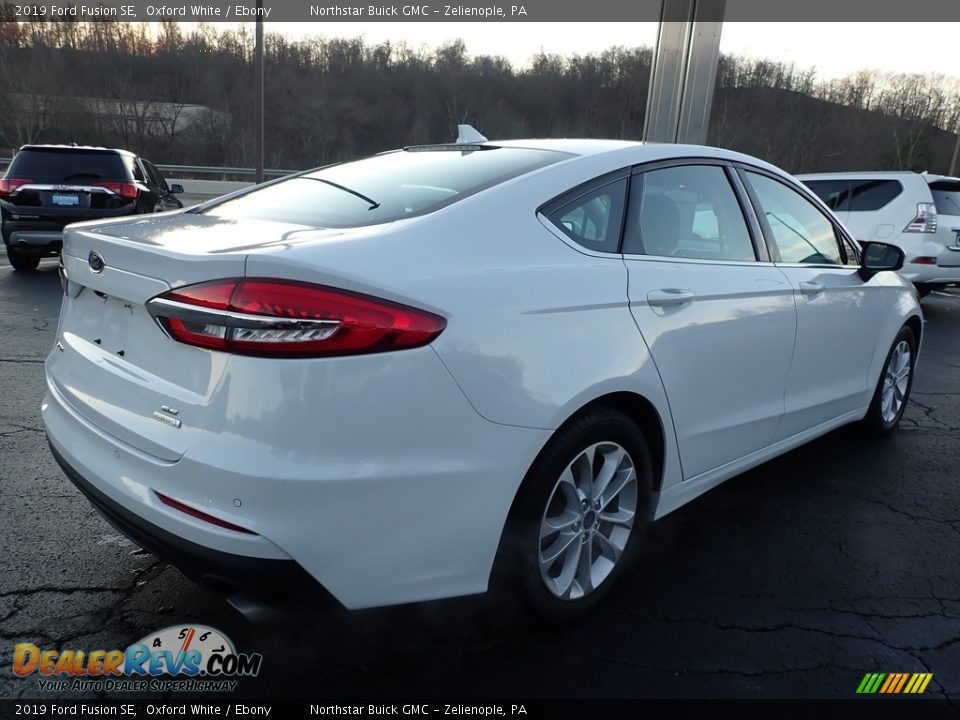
[{"left": 798, "top": 171, "right": 960, "bottom": 296}]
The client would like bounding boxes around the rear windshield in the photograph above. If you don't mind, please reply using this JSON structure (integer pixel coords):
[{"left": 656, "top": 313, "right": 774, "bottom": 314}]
[
  {"left": 929, "top": 181, "right": 960, "bottom": 216},
  {"left": 802, "top": 178, "right": 902, "bottom": 212},
  {"left": 201, "top": 147, "right": 570, "bottom": 228},
  {"left": 6, "top": 148, "right": 128, "bottom": 183}
]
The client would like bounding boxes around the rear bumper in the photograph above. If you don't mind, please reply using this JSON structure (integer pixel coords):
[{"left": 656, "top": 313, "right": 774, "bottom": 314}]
[
  {"left": 897, "top": 237, "right": 960, "bottom": 284},
  {"left": 6, "top": 230, "right": 63, "bottom": 253},
  {"left": 2, "top": 206, "right": 137, "bottom": 247},
  {"left": 48, "top": 440, "right": 334, "bottom": 608},
  {"left": 42, "top": 346, "right": 550, "bottom": 610}
]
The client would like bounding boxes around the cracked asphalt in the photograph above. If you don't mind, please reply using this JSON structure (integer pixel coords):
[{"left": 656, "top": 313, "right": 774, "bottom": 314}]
[{"left": 2, "top": 255, "right": 960, "bottom": 702}]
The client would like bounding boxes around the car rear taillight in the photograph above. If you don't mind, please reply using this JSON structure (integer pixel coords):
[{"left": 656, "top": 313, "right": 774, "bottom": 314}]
[
  {"left": 0, "top": 177, "right": 34, "bottom": 196},
  {"left": 905, "top": 202, "right": 937, "bottom": 233},
  {"left": 95, "top": 181, "right": 138, "bottom": 200},
  {"left": 912, "top": 256, "right": 938, "bottom": 265},
  {"left": 147, "top": 278, "right": 446, "bottom": 358}
]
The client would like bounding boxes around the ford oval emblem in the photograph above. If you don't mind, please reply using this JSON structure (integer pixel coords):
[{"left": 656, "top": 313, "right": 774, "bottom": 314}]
[{"left": 88, "top": 251, "right": 105, "bottom": 274}]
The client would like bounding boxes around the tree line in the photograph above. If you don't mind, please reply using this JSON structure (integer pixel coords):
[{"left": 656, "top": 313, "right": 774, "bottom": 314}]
[{"left": 1, "top": 18, "right": 958, "bottom": 175}]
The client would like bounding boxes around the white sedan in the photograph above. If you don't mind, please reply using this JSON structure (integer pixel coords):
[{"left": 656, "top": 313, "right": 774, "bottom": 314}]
[{"left": 43, "top": 131, "right": 921, "bottom": 619}]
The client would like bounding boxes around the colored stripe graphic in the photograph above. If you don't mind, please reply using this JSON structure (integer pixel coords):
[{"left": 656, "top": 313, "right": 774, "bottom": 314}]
[
  {"left": 857, "top": 672, "right": 933, "bottom": 694},
  {"left": 878, "top": 674, "right": 895, "bottom": 693},
  {"left": 904, "top": 674, "right": 919, "bottom": 693},
  {"left": 865, "top": 674, "right": 880, "bottom": 694},
  {"left": 893, "top": 673, "right": 909, "bottom": 693}
]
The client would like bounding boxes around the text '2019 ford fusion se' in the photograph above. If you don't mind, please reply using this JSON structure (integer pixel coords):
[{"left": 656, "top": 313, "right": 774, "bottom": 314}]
[{"left": 43, "top": 130, "right": 922, "bottom": 619}]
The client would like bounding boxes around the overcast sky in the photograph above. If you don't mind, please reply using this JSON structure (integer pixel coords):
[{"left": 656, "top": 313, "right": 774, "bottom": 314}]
[{"left": 273, "top": 22, "right": 960, "bottom": 81}]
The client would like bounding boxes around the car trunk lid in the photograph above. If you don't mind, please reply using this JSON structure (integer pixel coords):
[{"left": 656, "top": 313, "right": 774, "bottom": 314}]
[{"left": 49, "top": 213, "right": 324, "bottom": 462}]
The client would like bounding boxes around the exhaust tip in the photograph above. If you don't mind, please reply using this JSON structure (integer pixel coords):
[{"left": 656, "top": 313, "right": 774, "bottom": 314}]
[{"left": 226, "top": 594, "right": 283, "bottom": 624}]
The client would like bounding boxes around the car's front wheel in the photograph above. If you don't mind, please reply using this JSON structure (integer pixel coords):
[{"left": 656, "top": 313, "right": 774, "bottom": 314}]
[
  {"left": 6, "top": 246, "right": 40, "bottom": 272},
  {"left": 498, "top": 407, "right": 653, "bottom": 621},
  {"left": 862, "top": 326, "right": 916, "bottom": 434}
]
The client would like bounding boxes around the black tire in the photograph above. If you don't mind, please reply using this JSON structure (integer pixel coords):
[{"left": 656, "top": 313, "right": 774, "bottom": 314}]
[
  {"left": 914, "top": 284, "right": 933, "bottom": 299},
  {"left": 494, "top": 407, "right": 653, "bottom": 622},
  {"left": 862, "top": 326, "right": 916, "bottom": 435},
  {"left": 6, "top": 247, "right": 40, "bottom": 272}
]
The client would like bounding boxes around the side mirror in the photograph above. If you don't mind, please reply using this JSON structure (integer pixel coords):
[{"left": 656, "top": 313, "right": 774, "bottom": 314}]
[
  {"left": 169, "top": 184, "right": 184, "bottom": 194},
  {"left": 859, "top": 241, "right": 904, "bottom": 281}
]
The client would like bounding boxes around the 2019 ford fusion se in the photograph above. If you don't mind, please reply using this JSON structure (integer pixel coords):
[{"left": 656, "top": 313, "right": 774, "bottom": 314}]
[{"left": 43, "top": 131, "right": 922, "bottom": 619}]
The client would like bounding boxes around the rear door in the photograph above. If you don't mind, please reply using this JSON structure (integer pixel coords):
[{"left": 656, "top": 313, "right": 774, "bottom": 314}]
[
  {"left": 622, "top": 161, "right": 797, "bottom": 480},
  {"left": 740, "top": 168, "right": 886, "bottom": 439}
]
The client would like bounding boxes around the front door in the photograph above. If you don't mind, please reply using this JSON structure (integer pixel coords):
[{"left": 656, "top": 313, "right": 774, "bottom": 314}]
[{"left": 740, "top": 169, "right": 886, "bottom": 440}]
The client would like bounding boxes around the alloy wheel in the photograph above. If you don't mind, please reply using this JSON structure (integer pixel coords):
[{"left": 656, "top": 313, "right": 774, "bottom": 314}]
[
  {"left": 881, "top": 340, "right": 911, "bottom": 424},
  {"left": 538, "top": 441, "right": 638, "bottom": 600}
]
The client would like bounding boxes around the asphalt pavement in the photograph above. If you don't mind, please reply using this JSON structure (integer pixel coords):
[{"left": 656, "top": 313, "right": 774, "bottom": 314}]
[{"left": 2, "top": 256, "right": 959, "bottom": 700}]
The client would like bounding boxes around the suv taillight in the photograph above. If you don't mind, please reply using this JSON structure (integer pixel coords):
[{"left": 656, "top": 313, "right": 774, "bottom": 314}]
[
  {"left": 0, "top": 178, "right": 34, "bottom": 196},
  {"left": 95, "top": 181, "right": 138, "bottom": 200},
  {"left": 146, "top": 279, "right": 446, "bottom": 358},
  {"left": 905, "top": 202, "right": 937, "bottom": 233}
]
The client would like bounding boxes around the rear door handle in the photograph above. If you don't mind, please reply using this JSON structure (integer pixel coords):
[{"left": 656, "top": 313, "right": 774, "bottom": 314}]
[
  {"left": 647, "top": 289, "right": 696, "bottom": 307},
  {"left": 799, "top": 281, "right": 825, "bottom": 297}
]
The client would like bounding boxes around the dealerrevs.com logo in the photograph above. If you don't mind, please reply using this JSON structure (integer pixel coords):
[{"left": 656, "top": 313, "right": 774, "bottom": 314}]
[{"left": 13, "top": 625, "right": 262, "bottom": 693}]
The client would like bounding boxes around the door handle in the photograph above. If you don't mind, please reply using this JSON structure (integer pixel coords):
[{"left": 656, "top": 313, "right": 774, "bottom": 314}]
[
  {"left": 799, "top": 281, "right": 825, "bottom": 297},
  {"left": 647, "top": 289, "right": 696, "bottom": 307}
]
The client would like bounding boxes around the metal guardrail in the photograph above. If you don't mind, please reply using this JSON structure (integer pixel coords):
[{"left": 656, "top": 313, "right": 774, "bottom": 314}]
[
  {"left": 155, "top": 164, "right": 298, "bottom": 179},
  {"left": 0, "top": 158, "right": 298, "bottom": 180}
]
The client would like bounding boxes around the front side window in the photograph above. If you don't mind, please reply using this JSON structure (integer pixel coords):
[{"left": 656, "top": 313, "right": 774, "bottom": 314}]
[
  {"left": 745, "top": 171, "right": 845, "bottom": 265},
  {"left": 546, "top": 178, "right": 627, "bottom": 253},
  {"left": 624, "top": 164, "right": 755, "bottom": 262}
]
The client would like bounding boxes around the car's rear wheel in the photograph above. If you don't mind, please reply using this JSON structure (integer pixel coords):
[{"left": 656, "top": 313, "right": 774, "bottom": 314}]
[
  {"left": 6, "top": 247, "right": 40, "bottom": 272},
  {"left": 497, "top": 407, "right": 652, "bottom": 621},
  {"left": 862, "top": 326, "right": 916, "bottom": 435}
]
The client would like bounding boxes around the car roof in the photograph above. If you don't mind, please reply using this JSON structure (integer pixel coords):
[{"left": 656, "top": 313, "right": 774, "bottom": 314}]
[
  {"left": 17, "top": 144, "right": 134, "bottom": 157},
  {"left": 482, "top": 139, "right": 789, "bottom": 174}
]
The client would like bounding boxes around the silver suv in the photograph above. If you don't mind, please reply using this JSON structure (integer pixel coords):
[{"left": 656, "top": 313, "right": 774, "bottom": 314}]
[{"left": 798, "top": 171, "right": 960, "bottom": 297}]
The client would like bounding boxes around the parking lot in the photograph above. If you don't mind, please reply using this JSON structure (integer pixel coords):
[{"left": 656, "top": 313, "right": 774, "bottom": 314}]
[{"left": 1, "top": 255, "right": 959, "bottom": 700}]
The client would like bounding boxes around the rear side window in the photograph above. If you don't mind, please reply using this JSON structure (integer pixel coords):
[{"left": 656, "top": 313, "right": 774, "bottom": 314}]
[
  {"left": 929, "top": 181, "right": 960, "bottom": 216},
  {"left": 546, "top": 178, "right": 627, "bottom": 253},
  {"left": 849, "top": 179, "right": 902, "bottom": 211},
  {"left": 6, "top": 149, "right": 127, "bottom": 183},
  {"left": 803, "top": 179, "right": 902, "bottom": 212},
  {"left": 203, "top": 147, "right": 569, "bottom": 228}
]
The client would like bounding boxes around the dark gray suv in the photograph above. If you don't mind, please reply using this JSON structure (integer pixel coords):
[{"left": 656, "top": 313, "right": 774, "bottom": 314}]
[{"left": 1, "top": 144, "right": 184, "bottom": 271}]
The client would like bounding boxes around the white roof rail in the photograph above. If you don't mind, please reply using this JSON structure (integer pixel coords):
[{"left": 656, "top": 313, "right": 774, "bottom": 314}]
[{"left": 456, "top": 124, "right": 488, "bottom": 145}]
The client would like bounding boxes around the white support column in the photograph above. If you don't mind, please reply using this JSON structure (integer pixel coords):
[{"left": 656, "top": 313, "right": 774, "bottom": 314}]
[{"left": 643, "top": 0, "right": 725, "bottom": 145}]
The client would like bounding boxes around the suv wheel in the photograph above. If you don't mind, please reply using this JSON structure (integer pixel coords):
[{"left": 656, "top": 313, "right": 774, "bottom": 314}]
[{"left": 6, "top": 247, "right": 41, "bottom": 272}]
